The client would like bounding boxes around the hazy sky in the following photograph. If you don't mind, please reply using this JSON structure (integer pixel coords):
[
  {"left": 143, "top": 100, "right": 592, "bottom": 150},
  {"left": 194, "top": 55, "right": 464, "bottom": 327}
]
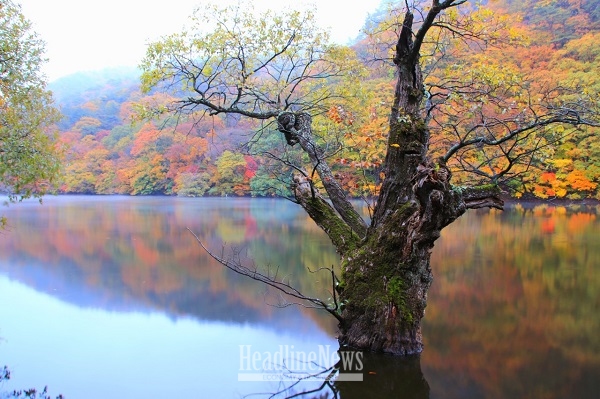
[{"left": 17, "top": 0, "right": 384, "bottom": 82}]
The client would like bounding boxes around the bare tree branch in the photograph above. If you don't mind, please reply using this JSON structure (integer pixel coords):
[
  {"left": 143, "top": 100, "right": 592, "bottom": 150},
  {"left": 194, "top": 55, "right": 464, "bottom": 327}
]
[{"left": 188, "top": 229, "right": 344, "bottom": 323}]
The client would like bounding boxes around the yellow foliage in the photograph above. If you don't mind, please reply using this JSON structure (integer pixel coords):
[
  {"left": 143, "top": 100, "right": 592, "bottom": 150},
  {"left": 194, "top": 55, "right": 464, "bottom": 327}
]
[
  {"left": 550, "top": 159, "right": 573, "bottom": 170},
  {"left": 554, "top": 186, "right": 568, "bottom": 198}
]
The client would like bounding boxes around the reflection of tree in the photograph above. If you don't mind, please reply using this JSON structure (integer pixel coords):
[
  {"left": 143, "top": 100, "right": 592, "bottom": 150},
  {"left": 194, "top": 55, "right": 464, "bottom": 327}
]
[
  {"left": 424, "top": 204, "right": 600, "bottom": 399},
  {"left": 335, "top": 354, "right": 429, "bottom": 399},
  {"left": 244, "top": 352, "right": 429, "bottom": 399},
  {"left": 0, "top": 198, "right": 339, "bottom": 333}
]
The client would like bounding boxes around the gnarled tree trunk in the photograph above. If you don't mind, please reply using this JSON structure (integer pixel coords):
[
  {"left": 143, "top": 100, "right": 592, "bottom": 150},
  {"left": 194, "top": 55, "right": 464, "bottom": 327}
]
[
  {"left": 338, "top": 151, "right": 502, "bottom": 355},
  {"left": 280, "top": 107, "right": 502, "bottom": 354},
  {"left": 279, "top": 6, "right": 504, "bottom": 355}
]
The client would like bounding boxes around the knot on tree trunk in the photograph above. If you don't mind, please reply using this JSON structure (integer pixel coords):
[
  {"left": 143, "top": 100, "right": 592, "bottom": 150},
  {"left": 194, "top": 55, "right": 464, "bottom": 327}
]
[
  {"left": 412, "top": 160, "right": 451, "bottom": 209},
  {"left": 461, "top": 184, "right": 504, "bottom": 210},
  {"left": 291, "top": 173, "right": 315, "bottom": 200},
  {"left": 277, "top": 111, "right": 312, "bottom": 146}
]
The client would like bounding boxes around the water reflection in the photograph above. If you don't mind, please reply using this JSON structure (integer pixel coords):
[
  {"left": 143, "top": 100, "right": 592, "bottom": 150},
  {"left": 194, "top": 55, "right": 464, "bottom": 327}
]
[
  {"left": 0, "top": 196, "right": 340, "bottom": 398},
  {"left": 425, "top": 203, "right": 600, "bottom": 399},
  {"left": 245, "top": 352, "right": 429, "bottom": 399},
  {"left": 0, "top": 198, "right": 599, "bottom": 398},
  {"left": 336, "top": 353, "right": 429, "bottom": 399},
  {"left": 0, "top": 196, "right": 339, "bottom": 331}
]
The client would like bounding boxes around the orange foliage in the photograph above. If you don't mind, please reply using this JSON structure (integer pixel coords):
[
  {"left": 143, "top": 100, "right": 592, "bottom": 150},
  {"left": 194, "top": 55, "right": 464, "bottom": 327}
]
[
  {"left": 130, "top": 123, "right": 161, "bottom": 156},
  {"left": 567, "top": 212, "right": 596, "bottom": 232},
  {"left": 244, "top": 155, "right": 258, "bottom": 179},
  {"left": 131, "top": 237, "right": 160, "bottom": 266},
  {"left": 540, "top": 172, "right": 556, "bottom": 184},
  {"left": 566, "top": 170, "right": 597, "bottom": 192},
  {"left": 541, "top": 218, "right": 555, "bottom": 234}
]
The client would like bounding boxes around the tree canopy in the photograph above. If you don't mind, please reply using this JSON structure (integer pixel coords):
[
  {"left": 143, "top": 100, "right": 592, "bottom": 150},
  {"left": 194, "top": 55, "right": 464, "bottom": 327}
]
[
  {"left": 139, "top": 3, "right": 364, "bottom": 121},
  {"left": 135, "top": 0, "right": 600, "bottom": 355},
  {"left": 0, "top": 0, "right": 62, "bottom": 225}
]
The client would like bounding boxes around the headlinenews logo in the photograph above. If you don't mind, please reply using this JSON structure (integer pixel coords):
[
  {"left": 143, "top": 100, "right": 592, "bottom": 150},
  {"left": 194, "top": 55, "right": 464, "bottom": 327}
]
[{"left": 238, "top": 345, "right": 363, "bottom": 382}]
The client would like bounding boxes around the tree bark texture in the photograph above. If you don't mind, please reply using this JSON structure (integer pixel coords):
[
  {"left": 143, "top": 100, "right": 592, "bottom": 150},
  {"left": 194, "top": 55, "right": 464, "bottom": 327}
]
[{"left": 277, "top": 112, "right": 368, "bottom": 240}]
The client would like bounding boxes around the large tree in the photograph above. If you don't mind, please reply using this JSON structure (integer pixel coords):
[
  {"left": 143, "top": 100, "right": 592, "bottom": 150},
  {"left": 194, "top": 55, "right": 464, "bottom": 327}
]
[
  {"left": 0, "top": 0, "right": 62, "bottom": 225},
  {"left": 140, "top": 1, "right": 599, "bottom": 355}
]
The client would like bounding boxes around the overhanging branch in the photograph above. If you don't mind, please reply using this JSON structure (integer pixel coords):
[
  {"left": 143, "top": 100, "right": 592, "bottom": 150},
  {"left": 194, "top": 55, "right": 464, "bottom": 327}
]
[
  {"left": 442, "top": 112, "right": 598, "bottom": 163},
  {"left": 458, "top": 184, "right": 504, "bottom": 210},
  {"left": 188, "top": 228, "right": 344, "bottom": 323}
]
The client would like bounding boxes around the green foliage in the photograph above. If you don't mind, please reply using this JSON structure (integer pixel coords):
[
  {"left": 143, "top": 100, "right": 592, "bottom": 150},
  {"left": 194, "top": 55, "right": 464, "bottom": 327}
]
[
  {"left": 211, "top": 150, "right": 247, "bottom": 196},
  {"left": 175, "top": 172, "right": 210, "bottom": 197},
  {"left": 139, "top": 1, "right": 365, "bottom": 121},
  {"left": 102, "top": 124, "right": 135, "bottom": 150},
  {"left": 0, "top": 0, "right": 62, "bottom": 220},
  {"left": 129, "top": 154, "right": 169, "bottom": 195},
  {"left": 72, "top": 116, "right": 102, "bottom": 136},
  {"left": 249, "top": 167, "right": 291, "bottom": 197}
]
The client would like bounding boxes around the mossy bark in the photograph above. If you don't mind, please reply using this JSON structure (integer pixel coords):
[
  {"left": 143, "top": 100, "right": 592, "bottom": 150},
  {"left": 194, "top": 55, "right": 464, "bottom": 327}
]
[
  {"left": 339, "top": 201, "right": 431, "bottom": 355},
  {"left": 291, "top": 173, "right": 361, "bottom": 254},
  {"left": 336, "top": 116, "right": 502, "bottom": 354},
  {"left": 337, "top": 121, "right": 469, "bottom": 354}
]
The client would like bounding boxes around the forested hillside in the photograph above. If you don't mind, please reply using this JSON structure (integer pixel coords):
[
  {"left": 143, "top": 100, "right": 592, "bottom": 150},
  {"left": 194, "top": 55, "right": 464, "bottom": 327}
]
[{"left": 51, "top": 0, "right": 600, "bottom": 199}]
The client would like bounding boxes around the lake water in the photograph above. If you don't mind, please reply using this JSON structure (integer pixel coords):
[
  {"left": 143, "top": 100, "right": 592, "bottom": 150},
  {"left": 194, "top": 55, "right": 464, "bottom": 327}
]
[{"left": 0, "top": 196, "right": 599, "bottom": 398}]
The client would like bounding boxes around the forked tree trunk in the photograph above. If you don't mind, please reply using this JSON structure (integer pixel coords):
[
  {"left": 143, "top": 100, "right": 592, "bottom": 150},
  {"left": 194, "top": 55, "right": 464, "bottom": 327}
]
[
  {"left": 284, "top": 110, "right": 502, "bottom": 355},
  {"left": 279, "top": 5, "right": 504, "bottom": 355}
]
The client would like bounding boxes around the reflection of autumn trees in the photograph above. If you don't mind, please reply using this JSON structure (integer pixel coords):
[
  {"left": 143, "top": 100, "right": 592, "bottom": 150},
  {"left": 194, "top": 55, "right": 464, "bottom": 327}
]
[
  {"left": 4, "top": 198, "right": 598, "bottom": 345},
  {"left": 425, "top": 204, "right": 600, "bottom": 399},
  {"left": 0, "top": 198, "right": 339, "bottom": 332},
  {"left": 2, "top": 199, "right": 599, "bottom": 396}
]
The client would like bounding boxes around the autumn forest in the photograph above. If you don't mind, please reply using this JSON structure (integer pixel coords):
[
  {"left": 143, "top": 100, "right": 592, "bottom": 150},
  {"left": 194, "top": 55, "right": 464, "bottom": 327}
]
[{"left": 51, "top": 0, "right": 600, "bottom": 200}]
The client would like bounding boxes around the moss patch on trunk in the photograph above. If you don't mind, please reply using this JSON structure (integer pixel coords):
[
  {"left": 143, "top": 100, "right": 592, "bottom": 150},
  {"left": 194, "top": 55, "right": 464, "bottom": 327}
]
[{"left": 340, "top": 200, "right": 421, "bottom": 328}]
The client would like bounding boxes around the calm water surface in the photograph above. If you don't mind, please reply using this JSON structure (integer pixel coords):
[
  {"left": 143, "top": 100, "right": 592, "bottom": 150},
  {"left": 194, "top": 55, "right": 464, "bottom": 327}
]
[{"left": 0, "top": 196, "right": 599, "bottom": 398}]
